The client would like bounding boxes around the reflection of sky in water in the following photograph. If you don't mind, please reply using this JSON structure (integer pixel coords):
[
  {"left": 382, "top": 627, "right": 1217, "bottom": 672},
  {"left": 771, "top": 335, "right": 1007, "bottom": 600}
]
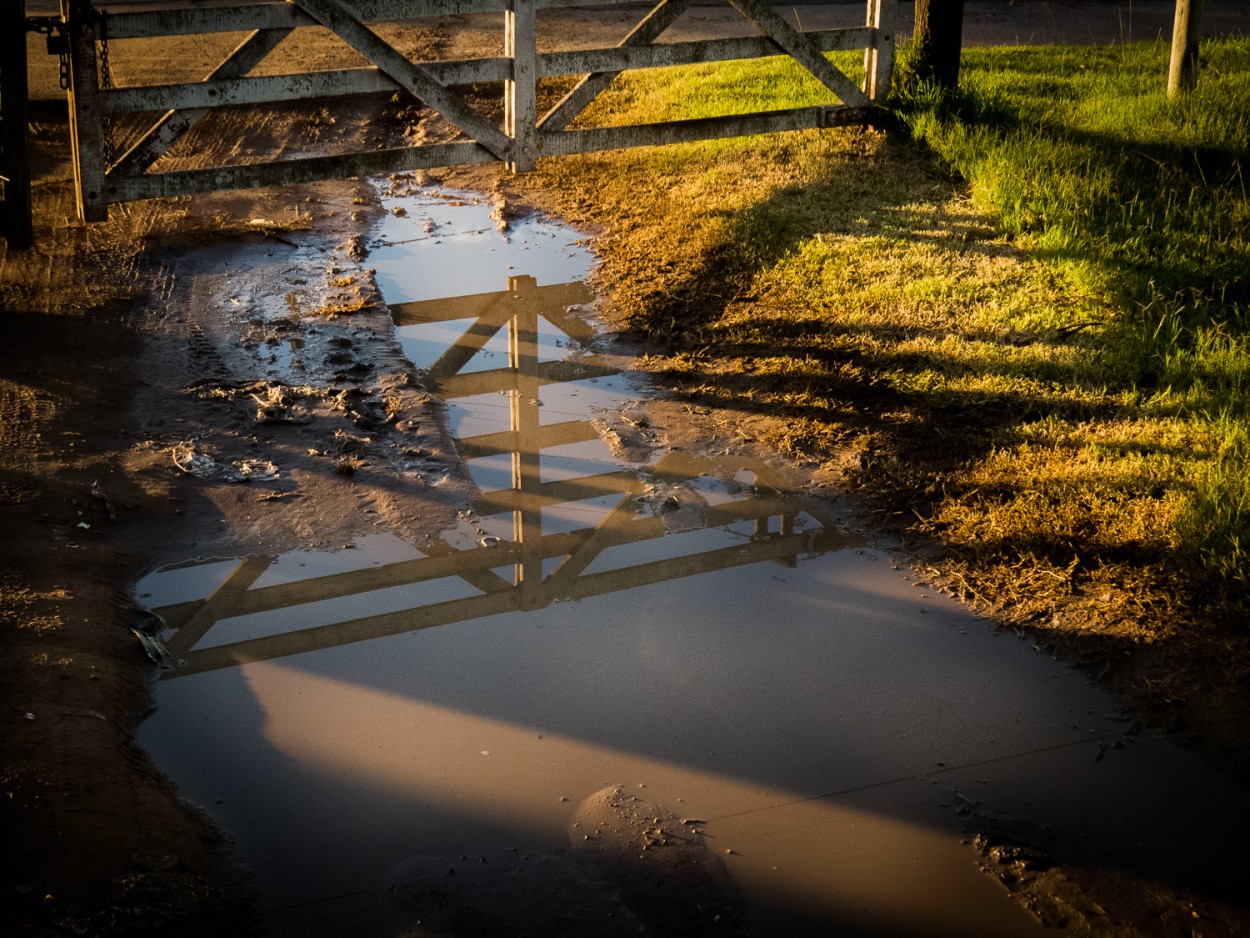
[
  {"left": 464, "top": 443, "right": 625, "bottom": 491},
  {"left": 539, "top": 374, "right": 641, "bottom": 421},
  {"left": 396, "top": 315, "right": 573, "bottom": 373},
  {"left": 371, "top": 190, "right": 594, "bottom": 304}
]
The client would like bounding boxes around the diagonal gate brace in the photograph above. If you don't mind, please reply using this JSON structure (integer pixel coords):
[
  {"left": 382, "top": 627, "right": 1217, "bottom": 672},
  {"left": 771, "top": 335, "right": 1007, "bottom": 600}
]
[
  {"left": 727, "top": 0, "right": 869, "bottom": 107},
  {"left": 111, "top": 28, "right": 292, "bottom": 178},
  {"left": 292, "top": 0, "right": 512, "bottom": 161},
  {"left": 540, "top": 0, "right": 693, "bottom": 133}
]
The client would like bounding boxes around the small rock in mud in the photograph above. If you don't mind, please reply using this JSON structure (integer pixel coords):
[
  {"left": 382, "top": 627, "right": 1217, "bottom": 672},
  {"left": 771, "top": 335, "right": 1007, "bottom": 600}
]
[
  {"left": 341, "top": 235, "right": 369, "bottom": 260},
  {"left": 636, "top": 482, "right": 710, "bottom": 533}
]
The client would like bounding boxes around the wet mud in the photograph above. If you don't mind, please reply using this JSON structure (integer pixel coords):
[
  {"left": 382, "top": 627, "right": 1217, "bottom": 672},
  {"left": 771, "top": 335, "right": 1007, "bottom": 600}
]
[{"left": 386, "top": 786, "right": 741, "bottom": 937}]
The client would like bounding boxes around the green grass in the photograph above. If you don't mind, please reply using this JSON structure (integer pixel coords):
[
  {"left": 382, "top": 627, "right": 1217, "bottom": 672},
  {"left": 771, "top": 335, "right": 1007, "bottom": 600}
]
[
  {"left": 569, "top": 52, "right": 865, "bottom": 125},
  {"left": 527, "top": 36, "right": 1250, "bottom": 644},
  {"left": 893, "top": 37, "right": 1250, "bottom": 593}
]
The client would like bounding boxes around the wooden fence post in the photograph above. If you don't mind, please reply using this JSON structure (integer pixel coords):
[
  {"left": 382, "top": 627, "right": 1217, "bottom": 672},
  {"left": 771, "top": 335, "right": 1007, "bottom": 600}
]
[
  {"left": 2, "top": 0, "right": 34, "bottom": 249},
  {"left": 63, "top": 0, "right": 108, "bottom": 222},
  {"left": 1168, "top": 0, "right": 1204, "bottom": 96},
  {"left": 505, "top": 0, "right": 536, "bottom": 172},
  {"left": 863, "top": 0, "right": 897, "bottom": 104}
]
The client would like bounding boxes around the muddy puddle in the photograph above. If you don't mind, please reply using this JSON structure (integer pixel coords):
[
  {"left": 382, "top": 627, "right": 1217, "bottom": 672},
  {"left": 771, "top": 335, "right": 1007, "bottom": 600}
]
[{"left": 137, "top": 187, "right": 1248, "bottom": 936}]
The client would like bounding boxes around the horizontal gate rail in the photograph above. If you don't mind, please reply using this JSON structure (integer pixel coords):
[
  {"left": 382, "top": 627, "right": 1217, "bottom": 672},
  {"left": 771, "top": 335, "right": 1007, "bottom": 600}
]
[
  {"left": 100, "top": 28, "right": 874, "bottom": 117},
  {"left": 109, "top": 141, "right": 498, "bottom": 202},
  {"left": 100, "top": 0, "right": 825, "bottom": 39},
  {"left": 536, "top": 104, "right": 873, "bottom": 158},
  {"left": 49, "top": 0, "right": 897, "bottom": 221}
]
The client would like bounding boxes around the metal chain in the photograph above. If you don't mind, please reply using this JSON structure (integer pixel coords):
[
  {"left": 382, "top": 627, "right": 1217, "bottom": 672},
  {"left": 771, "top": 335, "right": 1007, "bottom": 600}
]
[
  {"left": 27, "top": 17, "right": 73, "bottom": 90},
  {"left": 97, "top": 10, "right": 115, "bottom": 166}
]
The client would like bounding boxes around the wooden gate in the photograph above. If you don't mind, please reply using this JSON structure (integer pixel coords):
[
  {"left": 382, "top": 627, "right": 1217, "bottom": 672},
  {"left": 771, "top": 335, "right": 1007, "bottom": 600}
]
[{"left": 39, "top": 0, "right": 896, "bottom": 224}]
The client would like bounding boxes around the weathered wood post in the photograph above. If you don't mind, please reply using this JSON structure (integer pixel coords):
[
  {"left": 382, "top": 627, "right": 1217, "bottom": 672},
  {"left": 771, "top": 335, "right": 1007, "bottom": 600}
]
[
  {"left": 508, "top": 275, "right": 544, "bottom": 608},
  {"left": 912, "top": 0, "right": 965, "bottom": 92},
  {"left": 1, "top": 0, "right": 35, "bottom": 248},
  {"left": 863, "top": 0, "right": 898, "bottom": 103},
  {"left": 1168, "top": 0, "right": 1204, "bottom": 96},
  {"left": 505, "top": 0, "right": 537, "bottom": 173},
  {"left": 62, "top": 0, "right": 108, "bottom": 222}
]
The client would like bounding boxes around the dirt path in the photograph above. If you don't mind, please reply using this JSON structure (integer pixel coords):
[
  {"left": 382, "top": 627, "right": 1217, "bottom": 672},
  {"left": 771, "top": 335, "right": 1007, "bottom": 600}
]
[{"left": 3, "top": 3, "right": 1248, "bottom": 935}]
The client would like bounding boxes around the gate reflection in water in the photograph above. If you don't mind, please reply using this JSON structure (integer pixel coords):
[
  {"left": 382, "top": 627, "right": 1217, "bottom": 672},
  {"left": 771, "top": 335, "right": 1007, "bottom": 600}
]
[
  {"left": 137, "top": 273, "right": 1239, "bottom": 938},
  {"left": 149, "top": 275, "right": 848, "bottom": 676}
]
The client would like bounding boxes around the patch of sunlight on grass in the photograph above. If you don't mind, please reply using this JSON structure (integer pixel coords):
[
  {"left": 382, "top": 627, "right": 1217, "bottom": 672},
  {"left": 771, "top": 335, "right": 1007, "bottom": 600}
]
[
  {"left": 525, "top": 35, "right": 1249, "bottom": 659},
  {"left": 894, "top": 35, "right": 1250, "bottom": 594},
  {"left": 575, "top": 52, "right": 865, "bottom": 127},
  {"left": 923, "top": 416, "right": 1207, "bottom": 640}
]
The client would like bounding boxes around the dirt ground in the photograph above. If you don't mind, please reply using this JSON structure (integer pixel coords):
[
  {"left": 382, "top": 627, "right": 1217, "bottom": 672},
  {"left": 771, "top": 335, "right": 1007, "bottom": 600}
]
[{"left": 3, "top": 2, "right": 1249, "bottom": 936}]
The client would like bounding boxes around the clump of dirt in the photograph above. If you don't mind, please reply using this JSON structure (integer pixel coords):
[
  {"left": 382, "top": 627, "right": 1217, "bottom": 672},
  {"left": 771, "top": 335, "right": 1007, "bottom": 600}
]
[
  {"left": 571, "top": 786, "right": 746, "bottom": 937},
  {"left": 968, "top": 826, "right": 1246, "bottom": 936}
]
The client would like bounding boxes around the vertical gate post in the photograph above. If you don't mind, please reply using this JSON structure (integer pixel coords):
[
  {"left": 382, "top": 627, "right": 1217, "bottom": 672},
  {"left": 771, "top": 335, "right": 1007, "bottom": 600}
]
[
  {"left": 505, "top": 0, "right": 537, "bottom": 173},
  {"left": 863, "top": 0, "right": 897, "bottom": 104},
  {"left": 1, "top": 0, "right": 34, "bottom": 249},
  {"left": 62, "top": 0, "right": 108, "bottom": 222},
  {"left": 508, "top": 275, "right": 544, "bottom": 608}
]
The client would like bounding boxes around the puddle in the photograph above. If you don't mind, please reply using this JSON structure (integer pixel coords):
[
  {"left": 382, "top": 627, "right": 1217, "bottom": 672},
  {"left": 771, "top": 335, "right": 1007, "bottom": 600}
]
[
  {"left": 137, "top": 188, "right": 1248, "bottom": 936},
  {"left": 370, "top": 182, "right": 594, "bottom": 305}
]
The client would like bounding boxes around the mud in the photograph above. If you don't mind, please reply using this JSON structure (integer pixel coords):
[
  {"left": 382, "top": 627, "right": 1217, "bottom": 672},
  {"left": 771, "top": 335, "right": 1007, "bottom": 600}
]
[{"left": 382, "top": 786, "right": 741, "bottom": 938}]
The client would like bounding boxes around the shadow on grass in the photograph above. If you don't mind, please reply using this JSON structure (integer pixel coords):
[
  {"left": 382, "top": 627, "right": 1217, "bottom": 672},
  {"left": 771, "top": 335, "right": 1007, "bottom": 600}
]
[
  {"left": 587, "top": 122, "right": 1239, "bottom": 635},
  {"left": 899, "top": 53, "right": 1250, "bottom": 321},
  {"left": 621, "top": 131, "right": 1107, "bottom": 447}
]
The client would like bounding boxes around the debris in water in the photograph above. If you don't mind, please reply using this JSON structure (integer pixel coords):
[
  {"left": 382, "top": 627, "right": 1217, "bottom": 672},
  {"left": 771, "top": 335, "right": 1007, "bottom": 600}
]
[
  {"left": 341, "top": 235, "right": 369, "bottom": 261},
  {"left": 489, "top": 193, "right": 525, "bottom": 233},
  {"left": 131, "top": 610, "right": 175, "bottom": 670}
]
